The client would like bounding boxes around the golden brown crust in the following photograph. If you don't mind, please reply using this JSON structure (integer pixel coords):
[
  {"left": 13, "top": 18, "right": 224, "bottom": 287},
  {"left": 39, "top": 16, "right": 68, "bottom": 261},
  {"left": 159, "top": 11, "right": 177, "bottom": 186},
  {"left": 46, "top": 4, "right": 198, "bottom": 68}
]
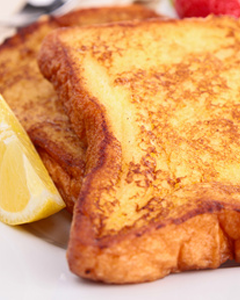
[
  {"left": 68, "top": 213, "right": 233, "bottom": 283},
  {"left": 38, "top": 16, "right": 240, "bottom": 283},
  {"left": 0, "top": 5, "right": 159, "bottom": 212}
]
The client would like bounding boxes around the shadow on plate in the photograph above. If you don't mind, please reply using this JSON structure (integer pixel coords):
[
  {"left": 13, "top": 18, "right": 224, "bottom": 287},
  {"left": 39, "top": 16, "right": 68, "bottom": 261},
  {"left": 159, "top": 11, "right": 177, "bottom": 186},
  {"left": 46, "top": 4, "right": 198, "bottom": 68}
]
[
  {"left": 20, "top": 209, "right": 72, "bottom": 249},
  {"left": 221, "top": 260, "right": 240, "bottom": 268}
]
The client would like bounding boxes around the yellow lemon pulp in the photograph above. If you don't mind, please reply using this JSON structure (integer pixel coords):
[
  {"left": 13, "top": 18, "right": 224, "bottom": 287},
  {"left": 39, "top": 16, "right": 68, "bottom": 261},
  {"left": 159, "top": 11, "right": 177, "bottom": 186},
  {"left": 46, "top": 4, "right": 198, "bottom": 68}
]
[{"left": 0, "top": 94, "right": 65, "bottom": 225}]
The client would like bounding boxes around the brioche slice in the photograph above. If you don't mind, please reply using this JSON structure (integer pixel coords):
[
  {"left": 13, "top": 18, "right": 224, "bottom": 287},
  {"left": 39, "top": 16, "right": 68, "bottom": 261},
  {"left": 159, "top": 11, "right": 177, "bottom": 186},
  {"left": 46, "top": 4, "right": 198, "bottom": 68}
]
[
  {"left": 0, "top": 5, "right": 159, "bottom": 212},
  {"left": 38, "top": 16, "right": 240, "bottom": 283}
]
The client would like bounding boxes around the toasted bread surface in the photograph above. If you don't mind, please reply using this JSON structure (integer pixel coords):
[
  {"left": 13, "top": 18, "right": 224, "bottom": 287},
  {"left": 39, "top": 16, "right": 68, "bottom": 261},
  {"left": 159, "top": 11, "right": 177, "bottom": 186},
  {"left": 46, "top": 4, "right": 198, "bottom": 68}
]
[
  {"left": 38, "top": 16, "right": 240, "bottom": 283},
  {"left": 0, "top": 5, "right": 159, "bottom": 212}
]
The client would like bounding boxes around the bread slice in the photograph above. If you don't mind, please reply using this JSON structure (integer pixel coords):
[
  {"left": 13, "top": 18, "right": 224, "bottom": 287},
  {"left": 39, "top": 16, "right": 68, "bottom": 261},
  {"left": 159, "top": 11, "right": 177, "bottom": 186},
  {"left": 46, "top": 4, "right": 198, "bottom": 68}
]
[
  {"left": 38, "top": 16, "right": 240, "bottom": 283},
  {"left": 0, "top": 5, "right": 159, "bottom": 212}
]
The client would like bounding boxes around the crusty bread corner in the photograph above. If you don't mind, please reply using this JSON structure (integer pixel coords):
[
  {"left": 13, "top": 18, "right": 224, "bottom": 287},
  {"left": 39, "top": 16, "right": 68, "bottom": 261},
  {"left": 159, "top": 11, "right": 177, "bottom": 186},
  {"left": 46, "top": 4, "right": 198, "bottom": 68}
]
[
  {"left": 38, "top": 16, "right": 240, "bottom": 283},
  {"left": 68, "top": 211, "right": 238, "bottom": 283}
]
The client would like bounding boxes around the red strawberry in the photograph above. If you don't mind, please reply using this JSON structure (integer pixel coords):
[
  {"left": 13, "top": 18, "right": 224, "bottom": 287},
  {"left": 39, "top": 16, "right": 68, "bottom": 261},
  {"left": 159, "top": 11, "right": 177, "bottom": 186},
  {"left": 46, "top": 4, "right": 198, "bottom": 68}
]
[
  {"left": 174, "top": 0, "right": 240, "bottom": 18},
  {"left": 210, "top": 0, "right": 240, "bottom": 18},
  {"left": 174, "top": 0, "right": 211, "bottom": 18}
]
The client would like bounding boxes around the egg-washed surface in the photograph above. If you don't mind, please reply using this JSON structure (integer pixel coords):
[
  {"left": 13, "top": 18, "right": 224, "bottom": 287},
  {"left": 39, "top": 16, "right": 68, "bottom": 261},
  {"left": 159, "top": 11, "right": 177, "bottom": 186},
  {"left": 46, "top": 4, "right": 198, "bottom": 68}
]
[
  {"left": 0, "top": 5, "right": 159, "bottom": 213},
  {"left": 39, "top": 16, "right": 240, "bottom": 283}
]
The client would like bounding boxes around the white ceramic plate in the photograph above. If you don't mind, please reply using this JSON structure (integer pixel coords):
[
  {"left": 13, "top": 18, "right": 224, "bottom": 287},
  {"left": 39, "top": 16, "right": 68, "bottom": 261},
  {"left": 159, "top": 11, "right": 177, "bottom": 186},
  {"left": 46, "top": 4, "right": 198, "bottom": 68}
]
[{"left": 0, "top": 210, "right": 240, "bottom": 300}]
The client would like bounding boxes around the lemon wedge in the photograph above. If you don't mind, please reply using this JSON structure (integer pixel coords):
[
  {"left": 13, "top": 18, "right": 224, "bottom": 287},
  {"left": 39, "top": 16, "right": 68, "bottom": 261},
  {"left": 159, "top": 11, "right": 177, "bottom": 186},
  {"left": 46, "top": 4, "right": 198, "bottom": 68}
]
[{"left": 0, "top": 94, "right": 65, "bottom": 225}]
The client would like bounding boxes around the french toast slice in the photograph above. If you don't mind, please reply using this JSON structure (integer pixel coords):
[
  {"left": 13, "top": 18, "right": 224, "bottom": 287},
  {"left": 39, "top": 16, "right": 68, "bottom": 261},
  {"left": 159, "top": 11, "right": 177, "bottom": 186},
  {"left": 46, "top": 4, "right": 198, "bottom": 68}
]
[
  {"left": 0, "top": 5, "right": 159, "bottom": 212},
  {"left": 38, "top": 16, "right": 240, "bottom": 283}
]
